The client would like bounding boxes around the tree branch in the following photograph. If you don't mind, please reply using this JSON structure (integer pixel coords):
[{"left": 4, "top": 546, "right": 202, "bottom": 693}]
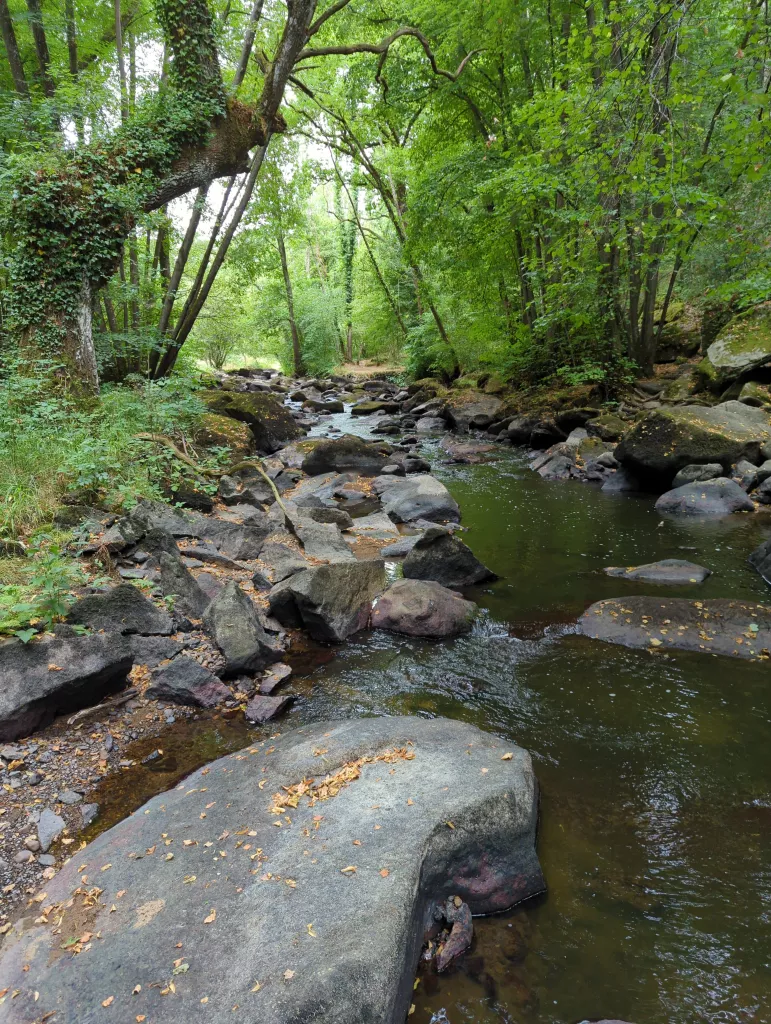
[
  {"left": 297, "top": 27, "right": 481, "bottom": 85},
  {"left": 308, "top": 0, "right": 353, "bottom": 37}
]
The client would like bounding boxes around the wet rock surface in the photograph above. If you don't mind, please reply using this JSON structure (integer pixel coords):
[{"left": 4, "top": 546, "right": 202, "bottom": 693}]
[
  {"left": 0, "top": 717, "right": 542, "bottom": 1024},
  {"left": 580, "top": 596, "right": 771, "bottom": 660},
  {"left": 604, "top": 559, "right": 712, "bottom": 585}
]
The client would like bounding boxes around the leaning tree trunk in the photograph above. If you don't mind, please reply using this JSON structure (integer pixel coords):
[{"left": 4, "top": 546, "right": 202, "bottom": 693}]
[{"left": 8, "top": 0, "right": 318, "bottom": 393}]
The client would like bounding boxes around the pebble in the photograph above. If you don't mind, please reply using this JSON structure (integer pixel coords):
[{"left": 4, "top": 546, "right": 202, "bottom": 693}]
[
  {"left": 104, "top": 734, "right": 115, "bottom": 752},
  {"left": 24, "top": 837, "right": 41, "bottom": 852},
  {"left": 0, "top": 744, "right": 26, "bottom": 761},
  {"left": 37, "top": 809, "right": 66, "bottom": 852},
  {"left": 80, "top": 803, "right": 99, "bottom": 827},
  {"left": 27, "top": 773, "right": 42, "bottom": 785},
  {"left": 37, "top": 750, "right": 54, "bottom": 764},
  {"left": 57, "top": 789, "right": 83, "bottom": 805},
  {"left": 38, "top": 854, "right": 56, "bottom": 867},
  {"left": 14, "top": 849, "right": 34, "bottom": 864}
]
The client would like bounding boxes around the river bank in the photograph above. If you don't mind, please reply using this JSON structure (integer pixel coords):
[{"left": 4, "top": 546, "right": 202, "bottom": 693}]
[{"left": 2, "top": 373, "right": 771, "bottom": 1023}]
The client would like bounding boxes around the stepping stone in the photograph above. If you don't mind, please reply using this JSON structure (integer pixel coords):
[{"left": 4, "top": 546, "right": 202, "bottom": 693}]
[{"left": 580, "top": 596, "right": 771, "bottom": 660}]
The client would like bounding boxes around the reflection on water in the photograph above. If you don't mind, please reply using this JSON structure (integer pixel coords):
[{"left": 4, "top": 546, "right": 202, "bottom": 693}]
[{"left": 90, "top": 439, "right": 771, "bottom": 1024}]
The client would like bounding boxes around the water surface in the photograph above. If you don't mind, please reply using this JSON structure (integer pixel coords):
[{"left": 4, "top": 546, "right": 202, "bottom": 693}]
[{"left": 101, "top": 427, "right": 771, "bottom": 1024}]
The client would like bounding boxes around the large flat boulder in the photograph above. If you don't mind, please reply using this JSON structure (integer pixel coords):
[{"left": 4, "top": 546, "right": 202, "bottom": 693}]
[
  {"left": 301, "top": 434, "right": 390, "bottom": 476},
  {"left": 0, "top": 634, "right": 133, "bottom": 740},
  {"left": 580, "top": 596, "right": 771, "bottom": 660},
  {"left": 615, "top": 402, "right": 771, "bottom": 485},
  {"left": 372, "top": 474, "right": 461, "bottom": 524},
  {"left": 269, "top": 560, "right": 386, "bottom": 641},
  {"left": 705, "top": 302, "right": 771, "bottom": 386},
  {"left": 0, "top": 717, "right": 543, "bottom": 1024},
  {"left": 654, "top": 477, "right": 754, "bottom": 516},
  {"left": 201, "top": 390, "right": 303, "bottom": 453},
  {"left": 372, "top": 579, "right": 478, "bottom": 637},
  {"left": 403, "top": 527, "right": 496, "bottom": 588},
  {"left": 67, "top": 584, "right": 173, "bottom": 635},
  {"left": 203, "top": 581, "right": 280, "bottom": 675}
]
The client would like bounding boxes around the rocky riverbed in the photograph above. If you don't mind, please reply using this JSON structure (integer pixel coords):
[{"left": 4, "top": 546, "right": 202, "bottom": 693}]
[{"left": 2, "top": 365, "right": 771, "bottom": 1023}]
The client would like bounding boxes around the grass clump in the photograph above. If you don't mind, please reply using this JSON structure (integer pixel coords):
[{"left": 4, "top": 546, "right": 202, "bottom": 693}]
[{"left": 0, "top": 361, "right": 228, "bottom": 540}]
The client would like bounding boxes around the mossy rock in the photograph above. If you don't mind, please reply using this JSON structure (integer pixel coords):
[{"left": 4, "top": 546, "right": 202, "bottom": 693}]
[
  {"left": 692, "top": 356, "right": 719, "bottom": 392},
  {"left": 739, "top": 381, "right": 771, "bottom": 408},
  {"left": 201, "top": 390, "right": 303, "bottom": 453},
  {"left": 615, "top": 401, "right": 771, "bottom": 484},
  {"left": 586, "top": 413, "right": 628, "bottom": 442},
  {"left": 661, "top": 371, "right": 700, "bottom": 403},
  {"left": 194, "top": 413, "right": 254, "bottom": 459},
  {"left": 706, "top": 302, "right": 771, "bottom": 385}
]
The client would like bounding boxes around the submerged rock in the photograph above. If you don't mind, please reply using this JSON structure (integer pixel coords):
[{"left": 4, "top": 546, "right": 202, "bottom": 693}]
[
  {"left": 373, "top": 474, "right": 461, "bottom": 524},
  {"left": 654, "top": 477, "right": 755, "bottom": 516},
  {"left": 269, "top": 560, "right": 386, "bottom": 641},
  {"left": 580, "top": 596, "right": 771, "bottom": 660},
  {"left": 0, "top": 635, "right": 133, "bottom": 740},
  {"left": 372, "top": 579, "right": 478, "bottom": 637},
  {"left": 403, "top": 527, "right": 496, "bottom": 588},
  {"left": 0, "top": 717, "right": 543, "bottom": 1024},
  {"left": 604, "top": 559, "right": 712, "bottom": 585},
  {"left": 749, "top": 536, "right": 771, "bottom": 583}
]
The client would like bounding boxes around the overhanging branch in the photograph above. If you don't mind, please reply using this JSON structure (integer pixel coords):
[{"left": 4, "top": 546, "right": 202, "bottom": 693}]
[{"left": 296, "top": 27, "right": 481, "bottom": 84}]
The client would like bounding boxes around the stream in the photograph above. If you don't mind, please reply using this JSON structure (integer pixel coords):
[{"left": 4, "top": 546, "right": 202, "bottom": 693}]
[{"left": 90, "top": 411, "right": 771, "bottom": 1024}]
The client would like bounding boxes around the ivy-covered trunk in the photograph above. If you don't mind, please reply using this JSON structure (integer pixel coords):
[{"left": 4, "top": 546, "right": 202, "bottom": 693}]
[{"left": 8, "top": 0, "right": 317, "bottom": 392}]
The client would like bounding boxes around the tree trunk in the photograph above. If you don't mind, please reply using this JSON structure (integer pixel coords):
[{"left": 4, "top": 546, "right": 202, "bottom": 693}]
[
  {"left": 21, "top": 277, "right": 99, "bottom": 393},
  {"left": 0, "top": 0, "right": 30, "bottom": 96},
  {"left": 25, "top": 0, "right": 56, "bottom": 97},
  {"left": 278, "top": 228, "right": 303, "bottom": 376},
  {"left": 9, "top": 0, "right": 321, "bottom": 392}
]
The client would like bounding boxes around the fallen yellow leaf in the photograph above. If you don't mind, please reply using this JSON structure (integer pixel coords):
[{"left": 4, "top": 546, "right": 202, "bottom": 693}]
[
  {"left": 340, "top": 865, "right": 356, "bottom": 874},
  {"left": 204, "top": 909, "right": 216, "bottom": 924},
  {"left": 501, "top": 753, "right": 513, "bottom": 760},
  {"left": 102, "top": 996, "right": 114, "bottom": 1007}
]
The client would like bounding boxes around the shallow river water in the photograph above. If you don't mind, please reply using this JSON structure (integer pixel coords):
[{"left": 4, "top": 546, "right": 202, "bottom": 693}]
[{"left": 94, "top": 419, "right": 771, "bottom": 1024}]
